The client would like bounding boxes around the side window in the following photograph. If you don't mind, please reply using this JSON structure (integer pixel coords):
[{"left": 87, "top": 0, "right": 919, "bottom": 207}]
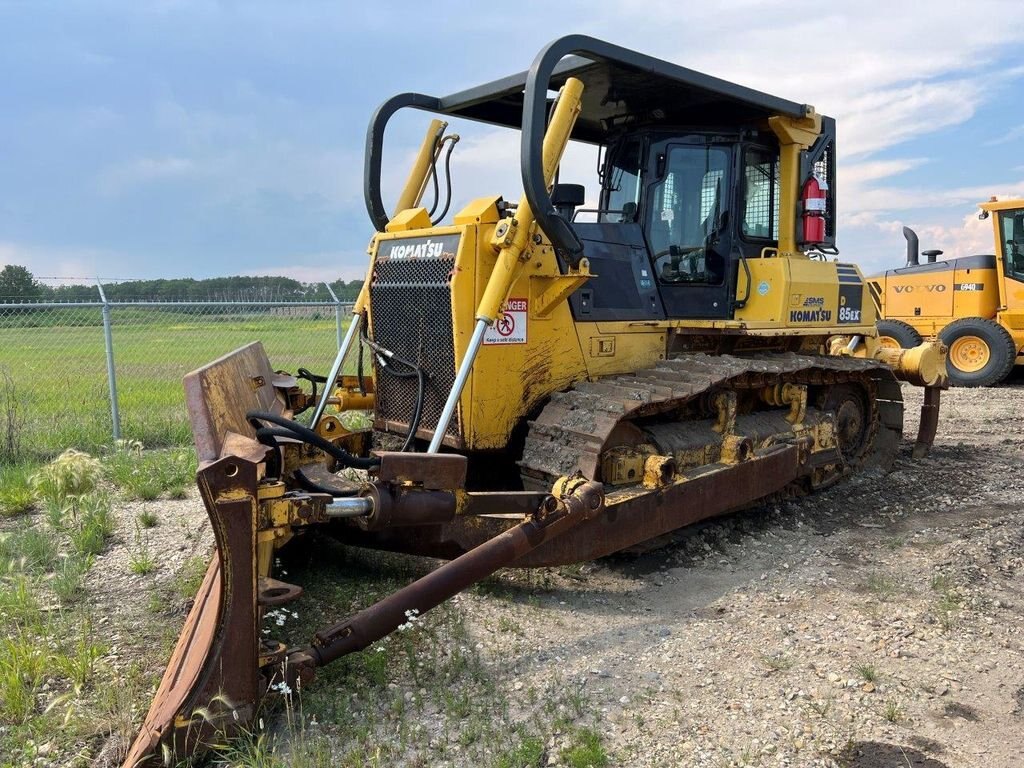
[
  {"left": 601, "top": 138, "right": 642, "bottom": 222},
  {"left": 743, "top": 147, "right": 779, "bottom": 240},
  {"left": 1001, "top": 210, "right": 1024, "bottom": 279}
]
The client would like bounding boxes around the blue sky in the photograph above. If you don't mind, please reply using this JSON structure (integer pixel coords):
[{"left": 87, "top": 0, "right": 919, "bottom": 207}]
[{"left": 2, "top": 1, "right": 1023, "bottom": 283}]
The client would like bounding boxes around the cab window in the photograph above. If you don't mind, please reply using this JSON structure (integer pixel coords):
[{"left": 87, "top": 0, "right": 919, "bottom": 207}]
[
  {"left": 600, "top": 138, "right": 643, "bottom": 223},
  {"left": 646, "top": 144, "right": 730, "bottom": 284},
  {"left": 743, "top": 147, "right": 779, "bottom": 240}
]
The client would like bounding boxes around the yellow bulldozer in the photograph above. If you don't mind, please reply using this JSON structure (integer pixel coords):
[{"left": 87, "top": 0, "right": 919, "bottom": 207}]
[
  {"left": 870, "top": 197, "right": 1024, "bottom": 386},
  {"left": 123, "top": 36, "right": 947, "bottom": 767}
]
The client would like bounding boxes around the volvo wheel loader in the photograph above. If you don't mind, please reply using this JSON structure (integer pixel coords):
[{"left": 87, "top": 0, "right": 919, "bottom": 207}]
[
  {"left": 870, "top": 198, "right": 1024, "bottom": 386},
  {"left": 123, "top": 36, "right": 947, "bottom": 767}
]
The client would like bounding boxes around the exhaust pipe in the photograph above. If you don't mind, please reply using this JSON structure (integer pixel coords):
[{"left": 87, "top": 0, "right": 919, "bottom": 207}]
[{"left": 903, "top": 226, "right": 919, "bottom": 266}]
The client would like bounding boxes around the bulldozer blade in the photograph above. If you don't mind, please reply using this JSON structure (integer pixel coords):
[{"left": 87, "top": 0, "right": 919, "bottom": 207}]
[
  {"left": 912, "top": 385, "right": 941, "bottom": 459},
  {"left": 123, "top": 456, "right": 264, "bottom": 768},
  {"left": 124, "top": 343, "right": 286, "bottom": 767}
]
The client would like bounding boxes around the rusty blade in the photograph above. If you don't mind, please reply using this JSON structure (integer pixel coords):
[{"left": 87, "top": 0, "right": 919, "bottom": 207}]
[
  {"left": 122, "top": 457, "right": 263, "bottom": 768},
  {"left": 122, "top": 557, "right": 222, "bottom": 768}
]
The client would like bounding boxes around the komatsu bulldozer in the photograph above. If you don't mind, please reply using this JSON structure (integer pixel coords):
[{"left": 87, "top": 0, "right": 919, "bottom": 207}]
[
  {"left": 123, "top": 36, "right": 947, "bottom": 767},
  {"left": 870, "top": 198, "right": 1024, "bottom": 386}
]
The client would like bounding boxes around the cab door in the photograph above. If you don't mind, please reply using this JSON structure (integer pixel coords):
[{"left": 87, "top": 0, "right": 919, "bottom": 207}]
[{"left": 645, "top": 140, "right": 735, "bottom": 319}]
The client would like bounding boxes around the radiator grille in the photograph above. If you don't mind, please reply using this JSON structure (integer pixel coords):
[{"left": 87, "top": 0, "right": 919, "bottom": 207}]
[{"left": 369, "top": 236, "right": 460, "bottom": 442}]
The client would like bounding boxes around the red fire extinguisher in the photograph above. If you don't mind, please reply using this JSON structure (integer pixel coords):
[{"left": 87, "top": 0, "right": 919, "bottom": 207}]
[{"left": 801, "top": 174, "right": 828, "bottom": 244}]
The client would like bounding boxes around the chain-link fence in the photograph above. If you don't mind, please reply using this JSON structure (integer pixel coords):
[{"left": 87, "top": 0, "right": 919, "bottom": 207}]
[{"left": 0, "top": 294, "right": 353, "bottom": 463}]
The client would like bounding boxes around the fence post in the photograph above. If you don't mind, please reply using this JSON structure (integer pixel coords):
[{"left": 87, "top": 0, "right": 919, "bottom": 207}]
[
  {"left": 96, "top": 280, "right": 121, "bottom": 441},
  {"left": 324, "top": 281, "right": 343, "bottom": 350}
]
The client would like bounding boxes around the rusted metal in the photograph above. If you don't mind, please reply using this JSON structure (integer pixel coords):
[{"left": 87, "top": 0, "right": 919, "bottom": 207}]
[
  {"left": 334, "top": 444, "right": 801, "bottom": 567},
  {"left": 258, "top": 576, "right": 303, "bottom": 607},
  {"left": 122, "top": 456, "right": 263, "bottom": 768},
  {"left": 376, "top": 451, "right": 468, "bottom": 489},
  {"left": 913, "top": 385, "right": 941, "bottom": 459},
  {"left": 355, "top": 484, "right": 456, "bottom": 530},
  {"left": 298, "top": 480, "right": 603, "bottom": 669},
  {"left": 184, "top": 342, "right": 285, "bottom": 462}
]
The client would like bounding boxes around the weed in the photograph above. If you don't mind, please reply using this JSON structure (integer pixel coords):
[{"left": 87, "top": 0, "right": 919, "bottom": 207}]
[
  {"left": 931, "top": 575, "right": 963, "bottom": 632},
  {"left": 173, "top": 556, "right": 209, "bottom": 601},
  {"left": 496, "top": 734, "right": 545, "bottom": 768},
  {"left": 760, "top": 652, "right": 794, "bottom": 673},
  {"left": 0, "top": 464, "right": 35, "bottom": 516},
  {"left": 560, "top": 727, "right": 609, "bottom": 768},
  {"left": 0, "top": 525, "right": 58, "bottom": 574},
  {"left": 882, "top": 698, "right": 903, "bottom": 723},
  {"left": 56, "top": 623, "right": 105, "bottom": 690},
  {"left": 863, "top": 572, "right": 904, "bottom": 600},
  {"left": 69, "top": 494, "right": 114, "bottom": 557},
  {"left": 497, "top": 615, "right": 522, "bottom": 634},
  {"left": 29, "top": 449, "right": 102, "bottom": 503},
  {"left": 137, "top": 509, "right": 159, "bottom": 528},
  {"left": 0, "top": 572, "right": 38, "bottom": 624},
  {"left": 930, "top": 574, "right": 954, "bottom": 593},
  {"left": 855, "top": 663, "right": 877, "bottom": 683},
  {"left": 0, "top": 631, "right": 47, "bottom": 723},
  {"left": 129, "top": 525, "right": 157, "bottom": 575},
  {"left": 105, "top": 447, "right": 196, "bottom": 501},
  {"left": 0, "top": 367, "right": 26, "bottom": 466},
  {"left": 806, "top": 697, "right": 833, "bottom": 717},
  {"left": 52, "top": 555, "right": 91, "bottom": 603}
]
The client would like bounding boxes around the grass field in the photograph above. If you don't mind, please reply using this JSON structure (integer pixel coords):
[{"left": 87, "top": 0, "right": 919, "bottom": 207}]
[{"left": 0, "top": 310, "right": 349, "bottom": 462}]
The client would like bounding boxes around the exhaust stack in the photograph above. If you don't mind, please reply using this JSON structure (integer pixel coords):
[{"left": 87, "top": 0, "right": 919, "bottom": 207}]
[{"left": 903, "top": 226, "right": 919, "bottom": 266}]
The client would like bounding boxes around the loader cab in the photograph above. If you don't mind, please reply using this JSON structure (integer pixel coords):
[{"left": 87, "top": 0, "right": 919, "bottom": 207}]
[
  {"left": 999, "top": 207, "right": 1024, "bottom": 283},
  {"left": 590, "top": 130, "right": 785, "bottom": 319}
]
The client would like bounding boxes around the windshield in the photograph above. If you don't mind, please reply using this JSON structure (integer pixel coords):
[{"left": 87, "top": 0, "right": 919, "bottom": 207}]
[{"left": 646, "top": 144, "right": 730, "bottom": 255}]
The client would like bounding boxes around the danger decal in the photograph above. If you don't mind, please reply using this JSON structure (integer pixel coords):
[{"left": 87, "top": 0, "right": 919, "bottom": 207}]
[{"left": 483, "top": 298, "right": 527, "bottom": 345}]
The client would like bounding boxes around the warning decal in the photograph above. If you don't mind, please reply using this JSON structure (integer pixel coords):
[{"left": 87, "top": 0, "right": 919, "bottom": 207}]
[{"left": 483, "top": 297, "right": 527, "bottom": 345}]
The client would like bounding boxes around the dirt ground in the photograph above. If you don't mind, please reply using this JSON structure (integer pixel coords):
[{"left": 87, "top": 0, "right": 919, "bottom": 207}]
[{"left": 93, "top": 377, "right": 1024, "bottom": 767}]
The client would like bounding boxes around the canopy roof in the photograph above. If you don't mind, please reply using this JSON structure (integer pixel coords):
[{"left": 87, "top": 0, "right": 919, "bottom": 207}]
[{"left": 434, "top": 51, "right": 814, "bottom": 143}]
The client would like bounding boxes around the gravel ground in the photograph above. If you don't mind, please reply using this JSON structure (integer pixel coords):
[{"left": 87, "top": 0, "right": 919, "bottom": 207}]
[{"left": 97, "top": 377, "right": 1023, "bottom": 767}]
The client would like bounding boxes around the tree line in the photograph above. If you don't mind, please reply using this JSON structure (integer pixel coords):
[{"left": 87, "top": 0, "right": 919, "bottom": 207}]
[{"left": 0, "top": 265, "right": 363, "bottom": 303}]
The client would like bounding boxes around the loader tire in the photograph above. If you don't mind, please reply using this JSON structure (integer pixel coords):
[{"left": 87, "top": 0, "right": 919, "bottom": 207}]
[
  {"left": 876, "top": 319, "right": 922, "bottom": 350},
  {"left": 939, "top": 317, "right": 1016, "bottom": 387}
]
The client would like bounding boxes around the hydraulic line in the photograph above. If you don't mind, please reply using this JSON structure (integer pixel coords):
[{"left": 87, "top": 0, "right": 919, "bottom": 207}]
[
  {"left": 361, "top": 326, "right": 427, "bottom": 452},
  {"left": 247, "top": 412, "right": 379, "bottom": 470},
  {"left": 430, "top": 136, "right": 459, "bottom": 225}
]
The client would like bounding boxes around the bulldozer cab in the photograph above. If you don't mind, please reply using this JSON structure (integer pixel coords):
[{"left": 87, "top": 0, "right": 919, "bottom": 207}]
[{"left": 365, "top": 35, "right": 837, "bottom": 321}]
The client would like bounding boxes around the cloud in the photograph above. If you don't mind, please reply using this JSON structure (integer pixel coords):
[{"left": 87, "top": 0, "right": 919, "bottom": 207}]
[
  {"left": 985, "top": 124, "right": 1024, "bottom": 146},
  {"left": 0, "top": 241, "right": 106, "bottom": 282},
  {"left": 97, "top": 156, "right": 199, "bottom": 195},
  {"left": 241, "top": 253, "right": 370, "bottom": 284}
]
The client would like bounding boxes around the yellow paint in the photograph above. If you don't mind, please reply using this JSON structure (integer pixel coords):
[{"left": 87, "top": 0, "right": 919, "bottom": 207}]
[
  {"left": 768, "top": 111, "right": 822, "bottom": 256},
  {"left": 872, "top": 198, "right": 1024, "bottom": 366},
  {"left": 949, "top": 335, "right": 990, "bottom": 372}
]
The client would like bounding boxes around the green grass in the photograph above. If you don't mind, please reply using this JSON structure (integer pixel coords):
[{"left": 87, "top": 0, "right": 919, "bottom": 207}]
[
  {"left": 560, "top": 727, "right": 609, "bottom": 768},
  {"left": 0, "top": 313, "right": 348, "bottom": 462},
  {"left": 105, "top": 446, "right": 196, "bottom": 501},
  {"left": 0, "top": 464, "right": 36, "bottom": 516}
]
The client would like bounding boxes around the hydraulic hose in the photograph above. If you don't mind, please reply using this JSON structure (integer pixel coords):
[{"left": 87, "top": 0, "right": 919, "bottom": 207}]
[
  {"left": 360, "top": 325, "right": 428, "bottom": 452},
  {"left": 431, "top": 136, "right": 458, "bottom": 225},
  {"left": 247, "top": 411, "right": 379, "bottom": 470}
]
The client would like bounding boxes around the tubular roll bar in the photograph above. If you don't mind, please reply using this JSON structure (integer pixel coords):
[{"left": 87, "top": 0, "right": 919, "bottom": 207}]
[{"left": 364, "top": 34, "right": 815, "bottom": 258}]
